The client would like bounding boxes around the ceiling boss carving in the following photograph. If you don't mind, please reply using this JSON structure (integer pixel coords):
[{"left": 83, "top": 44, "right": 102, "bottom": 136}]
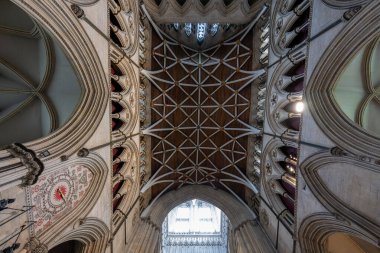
[{"left": 140, "top": 6, "right": 266, "bottom": 205}]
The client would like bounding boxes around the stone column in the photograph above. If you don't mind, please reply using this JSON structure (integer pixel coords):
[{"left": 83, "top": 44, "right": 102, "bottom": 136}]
[
  {"left": 126, "top": 220, "right": 160, "bottom": 253},
  {"left": 234, "top": 220, "right": 275, "bottom": 253}
]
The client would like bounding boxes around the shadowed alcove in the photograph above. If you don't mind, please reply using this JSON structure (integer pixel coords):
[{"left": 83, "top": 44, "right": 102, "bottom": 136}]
[{"left": 48, "top": 240, "right": 84, "bottom": 253}]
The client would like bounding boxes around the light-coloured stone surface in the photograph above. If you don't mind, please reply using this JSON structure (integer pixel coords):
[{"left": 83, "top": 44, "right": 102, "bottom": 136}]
[
  {"left": 1, "top": 0, "right": 380, "bottom": 253},
  {"left": 277, "top": 222, "right": 292, "bottom": 253}
]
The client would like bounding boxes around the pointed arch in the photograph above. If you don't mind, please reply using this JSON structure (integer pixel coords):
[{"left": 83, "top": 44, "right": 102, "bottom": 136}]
[
  {"left": 0, "top": 0, "right": 109, "bottom": 160},
  {"left": 26, "top": 154, "right": 108, "bottom": 246},
  {"left": 48, "top": 217, "right": 110, "bottom": 253},
  {"left": 305, "top": 1, "right": 380, "bottom": 158},
  {"left": 299, "top": 213, "right": 379, "bottom": 253}
]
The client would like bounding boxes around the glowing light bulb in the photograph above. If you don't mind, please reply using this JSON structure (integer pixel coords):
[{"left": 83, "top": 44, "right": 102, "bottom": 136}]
[{"left": 295, "top": 101, "right": 304, "bottom": 113}]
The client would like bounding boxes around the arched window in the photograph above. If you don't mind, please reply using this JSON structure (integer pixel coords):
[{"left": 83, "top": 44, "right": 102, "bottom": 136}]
[
  {"left": 162, "top": 199, "right": 229, "bottom": 253},
  {"left": 334, "top": 37, "right": 380, "bottom": 136},
  {"left": 0, "top": 0, "right": 82, "bottom": 147}
]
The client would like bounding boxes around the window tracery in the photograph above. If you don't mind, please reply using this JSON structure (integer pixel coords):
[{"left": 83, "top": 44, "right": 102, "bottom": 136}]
[
  {"left": 0, "top": 8, "right": 81, "bottom": 147},
  {"left": 161, "top": 199, "right": 229, "bottom": 253},
  {"left": 160, "top": 22, "right": 243, "bottom": 48},
  {"left": 334, "top": 37, "right": 380, "bottom": 136}
]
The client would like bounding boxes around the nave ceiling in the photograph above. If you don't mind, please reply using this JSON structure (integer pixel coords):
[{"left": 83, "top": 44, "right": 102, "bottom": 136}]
[
  {"left": 139, "top": 4, "right": 267, "bottom": 208},
  {"left": 0, "top": 0, "right": 379, "bottom": 253}
]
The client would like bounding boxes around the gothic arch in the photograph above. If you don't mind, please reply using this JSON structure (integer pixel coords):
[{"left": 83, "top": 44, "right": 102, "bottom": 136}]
[
  {"left": 298, "top": 213, "right": 379, "bottom": 253},
  {"left": 300, "top": 151, "right": 380, "bottom": 238},
  {"left": 265, "top": 45, "right": 306, "bottom": 138},
  {"left": 0, "top": 0, "right": 108, "bottom": 160},
  {"left": 26, "top": 154, "right": 108, "bottom": 246},
  {"left": 141, "top": 184, "right": 255, "bottom": 229},
  {"left": 48, "top": 218, "right": 110, "bottom": 253},
  {"left": 270, "top": 0, "right": 311, "bottom": 57},
  {"left": 305, "top": 1, "right": 380, "bottom": 158},
  {"left": 0, "top": 18, "right": 62, "bottom": 147},
  {"left": 109, "top": 0, "right": 139, "bottom": 56},
  {"left": 135, "top": 185, "right": 275, "bottom": 253},
  {"left": 110, "top": 45, "right": 139, "bottom": 137},
  {"left": 261, "top": 139, "right": 297, "bottom": 218},
  {"left": 112, "top": 139, "right": 140, "bottom": 227}
]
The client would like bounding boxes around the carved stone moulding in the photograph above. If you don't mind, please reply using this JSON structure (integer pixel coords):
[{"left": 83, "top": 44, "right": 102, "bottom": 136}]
[
  {"left": 143, "top": 0, "right": 263, "bottom": 24},
  {"left": 110, "top": 45, "right": 139, "bottom": 138},
  {"left": 300, "top": 152, "right": 380, "bottom": 238},
  {"left": 322, "top": 0, "right": 370, "bottom": 8},
  {"left": 48, "top": 218, "right": 110, "bottom": 253},
  {"left": 65, "top": 0, "right": 100, "bottom": 6},
  {"left": 3, "top": 1, "right": 109, "bottom": 161},
  {"left": 270, "top": 0, "right": 311, "bottom": 57},
  {"left": 111, "top": 139, "right": 140, "bottom": 228},
  {"left": 110, "top": 0, "right": 140, "bottom": 56},
  {"left": 260, "top": 139, "right": 295, "bottom": 216},
  {"left": 305, "top": 1, "right": 380, "bottom": 158},
  {"left": 298, "top": 213, "right": 379, "bottom": 253},
  {"left": 6, "top": 143, "right": 44, "bottom": 186}
]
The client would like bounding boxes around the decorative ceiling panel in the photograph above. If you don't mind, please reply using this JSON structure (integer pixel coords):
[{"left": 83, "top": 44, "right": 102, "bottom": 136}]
[{"left": 141, "top": 6, "right": 265, "bottom": 204}]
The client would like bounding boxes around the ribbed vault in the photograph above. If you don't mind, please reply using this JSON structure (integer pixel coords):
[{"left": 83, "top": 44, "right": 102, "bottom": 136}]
[{"left": 141, "top": 5, "right": 266, "bottom": 206}]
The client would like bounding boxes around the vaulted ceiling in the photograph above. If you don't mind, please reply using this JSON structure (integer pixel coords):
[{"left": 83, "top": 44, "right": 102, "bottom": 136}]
[{"left": 141, "top": 6, "right": 266, "bottom": 206}]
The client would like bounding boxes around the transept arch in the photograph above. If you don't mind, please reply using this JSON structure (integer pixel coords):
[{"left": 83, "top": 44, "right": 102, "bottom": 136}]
[
  {"left": 141, "top": 185, "right": 256, "bottom": 228},
  {"left": 132, "top": 185, "right": 275, "bottom": 253}
]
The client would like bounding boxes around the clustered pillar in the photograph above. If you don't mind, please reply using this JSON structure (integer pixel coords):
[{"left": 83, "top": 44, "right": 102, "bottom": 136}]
[
  {"left": 234, "top": 221, "right": 275, "bottom": 253},
  {"left": 126, "top": 220, "right": 160, "bottom": 253}
]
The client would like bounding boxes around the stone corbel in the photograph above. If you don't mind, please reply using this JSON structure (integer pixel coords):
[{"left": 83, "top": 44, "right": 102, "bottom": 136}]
[
  {"left": 0, "top": 143, "right": 44, "bottom": 190},
  {"left": 70, "top": 4, "right": 85, "bottom": 19},
  {"left": 330, "top": 146, "right": 379, "bottom": 165},
  {"left": 7, "top": 143, "right": 44, "bottom": 186}
]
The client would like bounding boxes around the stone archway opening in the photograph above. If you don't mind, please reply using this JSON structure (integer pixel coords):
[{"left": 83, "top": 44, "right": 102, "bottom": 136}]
[
  {"left": 48, "top": 240, "right": 84, "bottom": 253},
  {"left": 161, "top": 199, "right": 230, "bottom": 253}
]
